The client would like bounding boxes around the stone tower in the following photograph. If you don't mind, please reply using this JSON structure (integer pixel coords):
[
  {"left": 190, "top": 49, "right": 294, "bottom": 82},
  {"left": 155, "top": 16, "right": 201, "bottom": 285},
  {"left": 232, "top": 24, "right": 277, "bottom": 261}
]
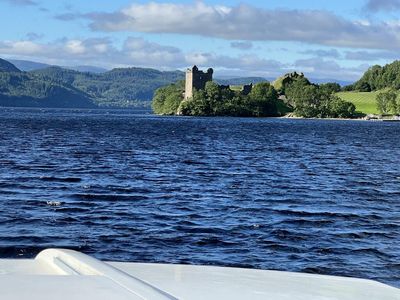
[{"left": 184, "top": 66, "right": 213, "bottom": 99}]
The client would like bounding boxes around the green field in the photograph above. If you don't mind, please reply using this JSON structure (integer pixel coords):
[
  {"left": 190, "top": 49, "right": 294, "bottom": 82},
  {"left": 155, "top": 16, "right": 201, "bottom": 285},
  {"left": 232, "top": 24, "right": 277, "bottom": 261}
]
[
  {"left": 229, "top": 85, "right": 243, "bottom": 92},
  {"left": 336, "top": 91, "right": 380, "bottom": 115}
]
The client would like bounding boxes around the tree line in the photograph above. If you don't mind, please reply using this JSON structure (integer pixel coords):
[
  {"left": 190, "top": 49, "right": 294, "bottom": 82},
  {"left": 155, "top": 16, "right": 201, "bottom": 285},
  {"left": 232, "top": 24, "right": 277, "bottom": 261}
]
[{"left": 344, "top": 60, "right": 400, "bottom": 92}]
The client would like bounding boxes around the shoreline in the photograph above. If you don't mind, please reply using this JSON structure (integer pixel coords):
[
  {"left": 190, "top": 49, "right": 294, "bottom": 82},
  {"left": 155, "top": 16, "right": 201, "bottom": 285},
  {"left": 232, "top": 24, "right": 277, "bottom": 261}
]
[
  {"left": 281, "top": 115, "right": 400, "bottom": 122},
  {"left": 2, "top": 106, "right": 399, "bottom": 122}
]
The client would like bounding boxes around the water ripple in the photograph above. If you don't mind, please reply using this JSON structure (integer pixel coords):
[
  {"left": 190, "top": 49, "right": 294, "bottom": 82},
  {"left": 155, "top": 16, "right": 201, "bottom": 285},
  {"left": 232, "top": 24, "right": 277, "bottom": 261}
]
[{"left": 0, "top": 108, "right": 399, "bottom": 287}]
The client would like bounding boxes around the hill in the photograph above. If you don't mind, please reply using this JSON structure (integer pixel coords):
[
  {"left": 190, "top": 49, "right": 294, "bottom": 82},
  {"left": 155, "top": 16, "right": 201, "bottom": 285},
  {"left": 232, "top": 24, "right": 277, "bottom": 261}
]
[
  {"left": 0, "top": 69, "right": 95, "bottom": 108},
  {"left": 310, "top": 78, "right": 353, "bottom": 87},
  {"left": 30, "top": 66, "right": 185, "bottom": 107},
  {"left": 0, "top": 57, "right": 186, "bottom": 108},
  {"left": 9, "top": 59, "right": 108, "bottom": 73},
  {"left": 272, "top": 72, "right": 309, "bottom": 91},
  {"left": 349, "top": 60, "right": 400, "bottom": 92},
  {"left": 215, "top": 77, "right": 266, "bottom": 85},
  {"left": 65, "top": 65, "right": 108, "bottom": 73},
  {"left": 0, "top": 58, "right": 20, "bottom": 72},
  {"left": 8, "top": 59, "right": 51, "bottom": 72},
  {"left": 335, "top": 60, "right": 400, "bottom": 116}
]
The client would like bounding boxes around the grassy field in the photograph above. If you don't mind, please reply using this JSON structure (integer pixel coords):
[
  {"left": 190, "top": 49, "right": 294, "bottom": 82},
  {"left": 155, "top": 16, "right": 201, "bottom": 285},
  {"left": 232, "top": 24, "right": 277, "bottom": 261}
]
[
  {"left": 336, "top": 91, "right": 380, "bottom": 115},
  {"left": 229, "top": 85, "right": 243, "bottom": 92}
]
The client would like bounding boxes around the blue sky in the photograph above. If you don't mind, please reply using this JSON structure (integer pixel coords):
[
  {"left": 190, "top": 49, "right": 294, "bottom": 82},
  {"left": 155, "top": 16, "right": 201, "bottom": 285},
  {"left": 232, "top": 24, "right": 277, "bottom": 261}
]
[{"left": 1, "top": 0, "right": 400, "bottom": 81}]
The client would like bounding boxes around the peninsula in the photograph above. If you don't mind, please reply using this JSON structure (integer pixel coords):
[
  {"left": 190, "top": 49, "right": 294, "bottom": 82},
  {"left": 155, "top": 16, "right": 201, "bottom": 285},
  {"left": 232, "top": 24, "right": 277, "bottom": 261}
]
[{"left": 152, "top": 66, "right": 357, "bottom": 118}]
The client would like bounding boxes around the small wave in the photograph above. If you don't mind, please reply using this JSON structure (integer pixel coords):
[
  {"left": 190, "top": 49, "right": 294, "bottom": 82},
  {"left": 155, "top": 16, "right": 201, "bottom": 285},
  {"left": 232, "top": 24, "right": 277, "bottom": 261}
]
[
  {"left": 71, "top": 193, "right": 149, "bottom": 201},
  {"left": 195, "top": 236, "right": 238, "bottom": 247},
  {"left": 182, "top": 159, "right": 206, "bottom": 165},
  {"left": 46, "top": 200, "right": 62, "bottom": 207},
  {"left": 40, "top": 176, "right": 82, "bottom": 183}
]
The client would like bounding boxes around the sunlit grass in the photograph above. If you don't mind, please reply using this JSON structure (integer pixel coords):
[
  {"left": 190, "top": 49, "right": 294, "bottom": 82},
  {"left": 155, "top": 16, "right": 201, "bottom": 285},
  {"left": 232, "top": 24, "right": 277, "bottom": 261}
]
[{"left": 336, "top": 91, "right": 381, "bottom": 115}]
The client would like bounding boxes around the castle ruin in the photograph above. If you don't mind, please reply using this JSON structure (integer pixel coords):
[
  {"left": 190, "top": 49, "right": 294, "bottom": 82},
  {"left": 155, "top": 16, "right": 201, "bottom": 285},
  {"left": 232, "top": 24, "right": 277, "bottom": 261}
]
[
  {"left": 184, "top": 66, "right": 213, "bottom": 99},
  {"left": 184, "top": 65, "right": 253, "bottom": 99},
  {"left": 241, "top": 83, "right": 253, "bottom": 96}
]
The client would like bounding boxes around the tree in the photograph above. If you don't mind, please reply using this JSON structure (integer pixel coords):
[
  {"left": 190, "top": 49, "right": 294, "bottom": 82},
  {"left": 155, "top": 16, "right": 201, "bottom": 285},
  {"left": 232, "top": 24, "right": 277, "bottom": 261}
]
[
  {"left": 376, "top": 90, "right": 397, "bottom": 115},
  {"left": 248, "top": 82, "right": 279, "bottom": 116},
  {"left": 285, "top": 80, "right": 321, "bottom": 117},
  {"left": 285, "top": 78, "right": 355, "bottom": 118},
  {"left": 349, "top": 61, "right": 400, "bottom": 92},
  {"left": 204, "top": 81, "right": 220, "bottom": 101},
  {"left": 329, "top": 96, "right": 356, "bottom": 118},
  {"left": 394, "top": 95, "right": 400, "bottom": 115},
  {"left": 319, "top": 83, "right": 341, "bottom": 94},
  {"left": 357, "top": 82, "right": 371, "bottom": 92},
  {"left": 152, "top": 82, "right": 184, "bottom": 115}
]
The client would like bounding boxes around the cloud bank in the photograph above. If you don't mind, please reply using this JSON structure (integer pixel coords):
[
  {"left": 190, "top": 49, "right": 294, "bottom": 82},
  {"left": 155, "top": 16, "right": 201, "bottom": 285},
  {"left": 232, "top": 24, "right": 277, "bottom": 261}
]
[
  {"left": 0, "top": 36, "right": 369, "bottom": 81},
  {"left": 79, "top": 2, "right": 400, "bottom": 50}
]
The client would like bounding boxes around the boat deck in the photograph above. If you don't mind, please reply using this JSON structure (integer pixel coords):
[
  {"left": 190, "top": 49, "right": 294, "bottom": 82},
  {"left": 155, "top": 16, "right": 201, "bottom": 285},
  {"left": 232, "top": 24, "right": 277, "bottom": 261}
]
[{"left": 0, "top": 249, "right": 399, "bottom": 299}]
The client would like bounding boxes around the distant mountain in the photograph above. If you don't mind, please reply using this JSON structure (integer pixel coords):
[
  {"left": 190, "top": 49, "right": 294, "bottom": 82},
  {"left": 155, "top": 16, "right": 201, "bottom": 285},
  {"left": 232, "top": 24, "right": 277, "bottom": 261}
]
[
  {"left": 9, "top": 59, "right": 108, "bottom": 74},
  {"left": 0, "top": 58, "right": 21, "bottom": 72},
  {"left": 8, "top": 59, "right": 51, "bottom": 72},
  {"left": 29, "top": 66, "right": 184, "bottom": 108},
  {"left": 0, "top": 67, "right": 95, "bottom": 108},
  {"left": 309, "top": 78, "right": 353, "bottom": 87},
  {"left": 65, "top": 65, "right": 108, "bottom": 74},
  {"left": 215, "top": 77, "right": 267, "bottom": 85}
]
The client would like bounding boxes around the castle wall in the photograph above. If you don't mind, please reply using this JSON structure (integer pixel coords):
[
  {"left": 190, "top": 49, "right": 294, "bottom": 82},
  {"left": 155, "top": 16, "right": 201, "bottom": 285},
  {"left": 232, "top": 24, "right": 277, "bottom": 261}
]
[
  {"left": 241, "top": 84, "right": 253, "bottom": 95},
  {"left": 184, "top": 66, "right": 213, "bottom": 99},
  {"left": 185, "top": 70, "right": 194, "bottom": 100}
]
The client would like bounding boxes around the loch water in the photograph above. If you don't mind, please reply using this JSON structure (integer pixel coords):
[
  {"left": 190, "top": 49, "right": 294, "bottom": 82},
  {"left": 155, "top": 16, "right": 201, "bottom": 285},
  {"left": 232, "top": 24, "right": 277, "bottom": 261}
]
[{"left": 0, "top": 108, "right": 399, "bottom": 287}]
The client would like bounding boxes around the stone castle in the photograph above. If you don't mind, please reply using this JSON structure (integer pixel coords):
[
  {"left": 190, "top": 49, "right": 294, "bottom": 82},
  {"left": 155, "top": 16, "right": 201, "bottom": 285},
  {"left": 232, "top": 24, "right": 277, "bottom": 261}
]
[
  {"left": 184, "top": 66, "right": 213, "bottom": 99},
  {"left": 184, "top": 65, "right": 252, "bottom": 99}
]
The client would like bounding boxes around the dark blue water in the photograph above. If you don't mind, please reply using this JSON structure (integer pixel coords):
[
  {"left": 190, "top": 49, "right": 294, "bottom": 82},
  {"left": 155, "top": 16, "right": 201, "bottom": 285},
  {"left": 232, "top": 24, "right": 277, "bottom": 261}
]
[{"left": 0, "top": 108, "right": 399, "bottom": 287}]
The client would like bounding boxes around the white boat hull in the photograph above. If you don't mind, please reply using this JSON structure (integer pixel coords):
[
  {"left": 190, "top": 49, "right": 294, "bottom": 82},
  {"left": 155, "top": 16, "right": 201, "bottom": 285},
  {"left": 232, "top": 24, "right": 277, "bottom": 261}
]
[{"left": 0, "top": 249, "right": 398, "bottom": 299}]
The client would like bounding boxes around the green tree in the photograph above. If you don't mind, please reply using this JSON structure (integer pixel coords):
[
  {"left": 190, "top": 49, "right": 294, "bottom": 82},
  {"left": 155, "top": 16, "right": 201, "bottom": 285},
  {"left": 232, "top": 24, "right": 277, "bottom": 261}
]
[
  {"left": 350, "top": 61, "right": 400, "bottom": 92},
  {"left": 248, "top": 82, "right": 279, "bottom": 116},
  {"left": 319, "top": 82, "right": 341, "bottom": 94},
  {"left": 329, "top": 96, "right": 356, "bottom": 118},
  {"left": 152, "top": 82, "right": 184, "bottom": 114},
  {"left": 285, "top": 80, "right": 321, "bottom": 117},
  {"left": 376, "top": 90, "right": 397, "bottom": 115},
  {"left": 394, "top": 95, "right": 400, "bottom": 115},
  {"left": 285, "top": 78, "right": 355, "bottom": 118}
]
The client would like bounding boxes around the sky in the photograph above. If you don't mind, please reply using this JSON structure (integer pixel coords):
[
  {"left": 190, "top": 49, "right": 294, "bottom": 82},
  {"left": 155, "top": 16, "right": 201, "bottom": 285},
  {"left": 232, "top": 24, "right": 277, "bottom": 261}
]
[{"left": 0, "top": 0, "right": 400, "bottom": 81}]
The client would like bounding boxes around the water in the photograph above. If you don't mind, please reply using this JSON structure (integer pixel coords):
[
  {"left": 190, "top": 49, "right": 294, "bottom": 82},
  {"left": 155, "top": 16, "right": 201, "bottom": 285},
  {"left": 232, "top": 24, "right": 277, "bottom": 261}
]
[{"left": 0, "top": 108, "right": 399, "bottom": 287}]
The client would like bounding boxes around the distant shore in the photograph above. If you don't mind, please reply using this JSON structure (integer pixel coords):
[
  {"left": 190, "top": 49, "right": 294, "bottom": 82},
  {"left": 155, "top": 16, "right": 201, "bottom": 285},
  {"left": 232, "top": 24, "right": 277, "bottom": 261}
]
[{"left": 281, "top": 112, "right": 400, "bottom": 122}]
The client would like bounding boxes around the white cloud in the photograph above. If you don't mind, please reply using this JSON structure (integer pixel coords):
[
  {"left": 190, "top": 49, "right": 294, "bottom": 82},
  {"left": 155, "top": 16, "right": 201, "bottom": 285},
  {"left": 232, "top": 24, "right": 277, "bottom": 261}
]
[
  {"left": 345, "top": 50, "right": 400, "bottom": 61},
  {"left": 93, "top": 43, "right": 108, "bottom": 54},
  {"left": 231, "top": 41, "right": 253, "bottom": 50},
  {"left": 0, "top": 40, "right": 43, "bottom": 55},
  {"left": 294, "top": 58, "right": 368, "bottom": 81},
  {"left": 83, "top": 2, "right": 400, "bottom": 50},
  {"left": 0, "top": 37, "right": 185, "bottom": 69},
  {"left": 0, "top": 37, "right": 369, "bottom": 81},
  {"left": 65, "top": 40, "right": 86, "bottom": 54},
  {"left": 300, "top": 49, "right": 341, "bottom": 59}
]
